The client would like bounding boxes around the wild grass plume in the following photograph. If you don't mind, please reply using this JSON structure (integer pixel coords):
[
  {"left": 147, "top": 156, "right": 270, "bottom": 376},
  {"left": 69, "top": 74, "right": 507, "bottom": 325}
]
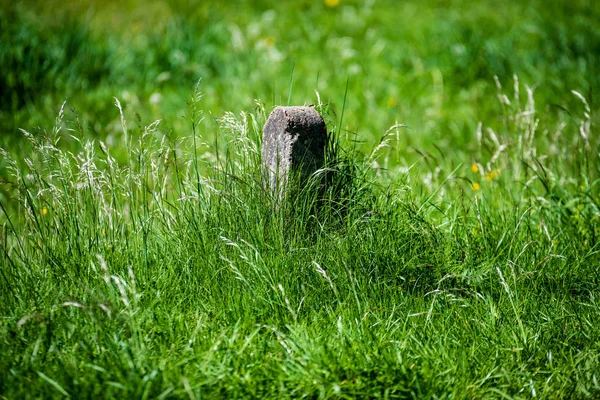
[{"left": 1, "top": 1, "right": 599, "bottom": 398}]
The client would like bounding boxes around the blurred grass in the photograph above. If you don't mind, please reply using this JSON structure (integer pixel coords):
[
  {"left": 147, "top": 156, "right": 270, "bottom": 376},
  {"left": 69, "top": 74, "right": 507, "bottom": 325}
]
[{"left": 1, "top": 0, "right": 598, "bottom": 152}]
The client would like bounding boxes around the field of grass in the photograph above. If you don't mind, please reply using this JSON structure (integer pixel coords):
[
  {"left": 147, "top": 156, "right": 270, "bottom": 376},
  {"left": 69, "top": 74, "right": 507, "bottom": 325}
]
[{"left": 1, "top": 0, "right": 599, "bottom": 398}]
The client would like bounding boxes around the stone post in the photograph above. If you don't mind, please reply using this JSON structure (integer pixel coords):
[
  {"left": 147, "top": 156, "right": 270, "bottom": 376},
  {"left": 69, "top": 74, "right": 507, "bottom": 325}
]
[{"left": 262, "top": 106, "right": 327, "bottom": 195}]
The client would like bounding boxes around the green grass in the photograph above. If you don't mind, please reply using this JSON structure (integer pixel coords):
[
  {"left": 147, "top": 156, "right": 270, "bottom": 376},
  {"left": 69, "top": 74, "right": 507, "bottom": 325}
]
[{"left": 1, "top": 0, "right": 600, "bottom": 398}]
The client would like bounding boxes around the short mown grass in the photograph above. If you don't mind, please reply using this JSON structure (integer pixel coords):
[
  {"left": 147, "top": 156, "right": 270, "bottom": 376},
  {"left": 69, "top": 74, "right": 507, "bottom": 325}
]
[{"left": 1, "top": 0, "right": 600, "bottom": 398}]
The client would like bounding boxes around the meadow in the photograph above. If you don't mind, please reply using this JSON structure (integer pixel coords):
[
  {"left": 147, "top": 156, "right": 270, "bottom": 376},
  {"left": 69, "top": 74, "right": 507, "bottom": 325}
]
[{"left": 1, "top": 0, "right": 599, "bottom": 398}]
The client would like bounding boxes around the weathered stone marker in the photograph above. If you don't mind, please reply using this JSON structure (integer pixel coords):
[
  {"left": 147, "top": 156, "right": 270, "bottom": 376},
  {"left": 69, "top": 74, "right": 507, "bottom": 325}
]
[{"left": 262, "top": 106, "right": 327, "bottom": 195}]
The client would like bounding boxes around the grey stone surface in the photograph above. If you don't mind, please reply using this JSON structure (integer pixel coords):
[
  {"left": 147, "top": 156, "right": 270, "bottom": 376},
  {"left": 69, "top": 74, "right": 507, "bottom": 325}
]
[{"left": 262, "top": 106, "right": 327, "bottom": 195}]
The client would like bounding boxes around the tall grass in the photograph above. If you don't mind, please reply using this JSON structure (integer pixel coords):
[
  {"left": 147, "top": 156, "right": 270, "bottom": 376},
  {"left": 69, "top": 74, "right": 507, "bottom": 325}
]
[{"left": 1, "top": 75, "right": 599, "bottom": 397}]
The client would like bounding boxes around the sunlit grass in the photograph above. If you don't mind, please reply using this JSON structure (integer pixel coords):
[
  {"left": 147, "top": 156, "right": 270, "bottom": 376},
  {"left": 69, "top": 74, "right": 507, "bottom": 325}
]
[
  {"left": 1, "top": 0, "right": 599, "bottom": 398},
  {"left": 1, "top": 75, "right": 599, "bottom": 397}
]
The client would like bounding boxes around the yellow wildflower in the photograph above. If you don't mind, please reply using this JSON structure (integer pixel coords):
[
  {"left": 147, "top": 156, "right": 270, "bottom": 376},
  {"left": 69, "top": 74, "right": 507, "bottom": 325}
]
[
  {"left": 471, "top": 164, "right": 479, "bottom": 173},
  {"left": 41, "top": 207, "right": 48, "bottom": 216},
  {"left": 485, "top": 169, "right": 500, "bottom": 181},
  {"left": 325, "top": 0, "right": 340, "bottom": 7},
  {"left": 472, "top": 182, "right": 480, "bottom": 191}
]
